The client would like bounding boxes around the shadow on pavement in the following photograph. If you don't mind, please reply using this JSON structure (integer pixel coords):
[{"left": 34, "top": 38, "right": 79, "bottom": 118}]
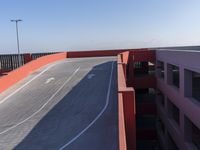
[{"left": 13, "top": 61, "right": 118, "bottom": 150}]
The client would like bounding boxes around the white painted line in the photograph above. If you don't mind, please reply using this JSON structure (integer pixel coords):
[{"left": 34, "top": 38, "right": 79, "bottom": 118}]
[
  {"left": 0, "top": 64, "right": 56, "bottom": 105},
  {"left": 0, "top": 60, "right": 72, "bottom": 105},
  {"left": 87, "top": 74, "right": 95, "bottom": 79},
  {"left": 58, "top": 62, "right": 114, "bottom": 150},
  {"left": 45, "top": 77, "right": 55, "bottom": 84},
  {"left": 0, "top": 67, "right": 80, "bottom": 135}
]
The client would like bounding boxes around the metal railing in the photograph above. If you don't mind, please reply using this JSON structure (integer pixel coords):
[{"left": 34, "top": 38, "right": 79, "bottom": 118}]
[
  {"left": 31, "top": 52, "right": 56, "bottom": 60},
  {"left": 0, "top": 54, "right": 25, "bottom": 70},
  {"left": 0, "top": 52, "right": 57, "bottom": 71}
]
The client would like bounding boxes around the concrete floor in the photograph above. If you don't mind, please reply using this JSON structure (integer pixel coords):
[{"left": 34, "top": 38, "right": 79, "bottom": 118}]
[{"left": 0, "top": 57, "right": 118, "bottom": 150}]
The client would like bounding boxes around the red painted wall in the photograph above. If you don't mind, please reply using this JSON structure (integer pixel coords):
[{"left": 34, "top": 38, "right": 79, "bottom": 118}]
[
  {"left": 66, "top": 49, "right": 150, "bottom": 58},
  {"left": 118, "top": 52, "right": 136, "bottom": 150},
  {"left": 67, "top": 49, "right": 128, "bottom": 58}
]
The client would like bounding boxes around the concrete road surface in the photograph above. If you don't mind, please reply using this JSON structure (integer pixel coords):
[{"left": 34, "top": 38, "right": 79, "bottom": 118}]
[{"left": 0, "top": 57, "right": 118, "bottom": 150}]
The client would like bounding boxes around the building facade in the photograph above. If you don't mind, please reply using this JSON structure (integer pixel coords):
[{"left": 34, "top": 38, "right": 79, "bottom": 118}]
[{"left": 156, "top": 50, "right": 200, "bottom": 150}]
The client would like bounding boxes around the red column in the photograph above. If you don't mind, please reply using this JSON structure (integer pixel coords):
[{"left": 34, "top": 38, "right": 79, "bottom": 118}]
[
  {"left": 23, "top": 53, "right": 32, "bottom": 64},
  {"left": 120, "top": 88, "right": 136, "bottom": 150}
]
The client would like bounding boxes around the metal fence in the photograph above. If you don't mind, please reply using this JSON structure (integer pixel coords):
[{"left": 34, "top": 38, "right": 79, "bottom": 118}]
[
  {"left": 0, "top": 52, "right": 57, "bottom": 71},
  {"left": 31, "top": 52, "right": 56, "bottom": 60},
  {"left": 0, "top": 54, "right": 25, "bottom": 70}
]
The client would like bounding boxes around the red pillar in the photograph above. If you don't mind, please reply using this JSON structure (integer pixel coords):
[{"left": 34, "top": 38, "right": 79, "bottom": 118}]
[
  {"left": 120, "top": 88, "right": 136, "bottom": 150},
  {"left": 23, "top": 53, "right": 32, "bottom": 64}
]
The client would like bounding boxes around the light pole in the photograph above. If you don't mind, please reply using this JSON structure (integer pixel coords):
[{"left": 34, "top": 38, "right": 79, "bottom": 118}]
[{"left": 11, "top": 19, "right": 22, "bottom": 67}]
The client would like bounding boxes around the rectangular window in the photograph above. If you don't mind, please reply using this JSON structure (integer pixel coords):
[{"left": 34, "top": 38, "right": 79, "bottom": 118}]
[
  {"left": 134, "top": 61, "right": 148, "bottom": 76},
  {"left": 185, "top": 118, "right": 200, "bottom": 150},
  {"left": 184, "top": 69, "right": 200, "bottom": 103},
  {"left": 157, "top": 90, "right": 165, "bottom": 107},
  {"left": 134, "top": 62, "right": 142, "bottom": 69},
  {"left": 192, "top": 71, "right": 200, "bottom": 102},
  {"left": 167, "top": 64, "right": 180, "bottom": 88},
  {"left": 148, "top": 62, "right": 155, "bottom": 75},
  {"left": 168, "top": 99, "right": 180, "bottom": 125},
  {"left": 168, "top": 133, "right": 179, "bottom": 150},
  {"left": 172, "top": 65, "right": 180, "bottom": 88},
  {"left": 157, "top": 61, "right": 164, "bottom": 79},
  {"left": 157, "top": 117, "right": 165, "bottom": 134},
  {"left": 191, "top": 122, "right": 200, "bottom": 150}
]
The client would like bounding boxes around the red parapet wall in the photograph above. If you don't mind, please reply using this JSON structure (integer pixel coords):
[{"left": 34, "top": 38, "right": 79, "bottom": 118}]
[
  {"left": 66, "top": 49, "right": 149, "bottom": 58},
  {"left": 118, "top": 51, "right": 136, "bottom": 150},
  {"left": 118, "top": 93, "right": 127, "bottom": 150},
  {"left": 121, "top": 51, "right": 129, "bottom": 65},
  {"left": 67, "top": 49, "right": 128, "bottom": 58},
  {"left": 0, "top": 52, "right": 67, "bottom": 93}
]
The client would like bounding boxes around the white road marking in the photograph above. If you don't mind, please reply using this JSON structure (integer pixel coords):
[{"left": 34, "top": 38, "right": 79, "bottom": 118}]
[
  {"left": 87, "top": 74, "right": 95, "bottom": 79},
  {"left": 45, "top": 77, "right": 55, "bottom": 84},
  {"left": 0, "top": 60, "right": 73, "bottom": 104},
  {"left": 0, "top": 64, "right": 56, "bottom": 104},
  {"left": 0, "top": 67, "right": 80, "bottom": 135},
  {"left": 58, "top": 62, "right": 114, "bottom": 150}
]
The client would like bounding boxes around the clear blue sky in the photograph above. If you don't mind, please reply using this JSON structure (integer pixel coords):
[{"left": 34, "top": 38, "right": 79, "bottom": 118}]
[{"left": 0, "top": 0, "right": 200, "bottom": 53}]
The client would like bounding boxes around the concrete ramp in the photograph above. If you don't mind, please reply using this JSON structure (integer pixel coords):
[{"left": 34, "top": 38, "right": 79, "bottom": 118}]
[{"left": 0, "top": 57, "right": 118, "bottom": 150}]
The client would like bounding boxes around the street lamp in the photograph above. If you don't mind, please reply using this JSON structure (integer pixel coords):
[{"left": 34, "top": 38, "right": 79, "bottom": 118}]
[{"left": 11, "top": 19, "right": 22, "bottom": 67}]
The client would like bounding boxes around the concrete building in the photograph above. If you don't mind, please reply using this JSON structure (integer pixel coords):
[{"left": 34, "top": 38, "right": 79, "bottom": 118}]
[
  {"left": 156, "top": 50, "right": 200, "bottom": 150},
  {"left": 0, "top": 49, "right": 199, "bottom": 150}
]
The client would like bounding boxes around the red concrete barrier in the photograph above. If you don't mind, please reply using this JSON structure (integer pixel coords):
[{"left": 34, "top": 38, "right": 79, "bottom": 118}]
[
  {"left": 66, "top": 49, "right": 148, "bottom": 58},
  {"left": 118, "top": 51, "right": 136, "bottom": 150},
  {"left": 67, "top": 49, "right": 128, "bottom": 58},
  {"left": 121, "top": 51, "right": 129, "bottom": 65},
  {"left": 119, "top": 88, "right": 136, "bottom": 150},
  {"left": 118, "top": 93, "right": 127, "bottom": 150},
  {"left": 0, "top": 52, "right": 67, "bottom": 93}
]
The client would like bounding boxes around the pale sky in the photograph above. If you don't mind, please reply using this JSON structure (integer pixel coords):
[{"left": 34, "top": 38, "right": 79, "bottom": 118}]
[{"left": 0, "top": 0, "right": 200, "bottom": 54}]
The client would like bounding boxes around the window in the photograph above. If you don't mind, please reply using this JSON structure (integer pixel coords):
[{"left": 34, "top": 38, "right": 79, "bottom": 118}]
[
  {"left": 134, "top": 61, "right": 148, "bottom": 76},
  {"left": 157, "top": 61, "right": 164, "bottom": 79},
  {"left": 157, "top": 90, "right": 165, "bottom": 107},
  {"left": 148, "top": 62, "right": 155, "bottom": 75},
  {"left": 192, "top": 71, "right": 200, "bottom": 102},
  {"left": 191, "top": 122, "right": 200, "bottom": 150},
  {"left": 168, "top": 133, "right": 179, "bottom": 150},
  {"left": 168, "top": 99, "right": 180, "bottom": 125},
  {"left": 184, "top": 69, "right": 200, "bottom": 102},
  {"left": 134, "top": 62, "right": 142, "bottom": 69},
  {"left": 157, "top": 117, "right": 165, "bottom": 134},
  {"left": 167, "top": 64, "right": 180, "bottom": 88},
  {"left": 172, "top": 65, "right": 180, "bottom": 88},
  {"left": 185, "top": 117, "right": 200, "bottom": 150}
]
